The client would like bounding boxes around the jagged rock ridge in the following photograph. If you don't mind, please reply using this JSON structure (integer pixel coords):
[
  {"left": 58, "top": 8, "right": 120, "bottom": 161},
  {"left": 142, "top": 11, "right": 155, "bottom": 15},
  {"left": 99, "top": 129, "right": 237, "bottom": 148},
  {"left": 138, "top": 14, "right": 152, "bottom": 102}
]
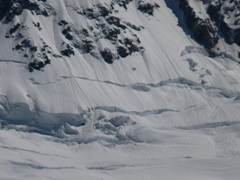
[{"left": 174, "top": 0, "right": 240, "bottom": 59}]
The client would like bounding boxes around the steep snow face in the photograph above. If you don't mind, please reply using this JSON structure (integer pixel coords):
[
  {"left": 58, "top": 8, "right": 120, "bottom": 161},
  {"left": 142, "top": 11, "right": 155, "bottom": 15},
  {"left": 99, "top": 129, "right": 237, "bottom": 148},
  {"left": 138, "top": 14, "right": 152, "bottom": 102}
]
[{"left": 0, "top": 0, "right": 240, "bottom": 141}]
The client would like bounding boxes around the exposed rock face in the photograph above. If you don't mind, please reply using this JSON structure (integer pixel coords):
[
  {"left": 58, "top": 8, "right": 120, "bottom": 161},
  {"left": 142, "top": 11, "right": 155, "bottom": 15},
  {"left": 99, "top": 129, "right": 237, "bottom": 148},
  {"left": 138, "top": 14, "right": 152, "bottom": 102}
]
[
  {"left": 76, "top": 2, "right": 144, "bottom": 64},
  {"left": 0, "top": 0, "right": 13, "bottom": 21},
  {"left": 138, "top": 0, "right": 160, "bottom": 16},
  {"left": 179, "top": 0, "right": 219, "bottom": 49},
  {"left": 178, "top": 0, "right": 240, "bottom": 52},
  {"left": 0, "top": 0, "right": 56, "bottom": 71},
  {"left": 0, "top": 0, "right": 54, "bottom": 22},
  {"left": 208, "top": 0, "right": 240, "bottom": 46},
  {"left": 115, "top": 0, "right": 133, "bottom": 9},
  {"left": 2, "top": 0, "right": 240, "bottom": 71},
  {"left": 100, "top": 48, "right": 115, "bottom": 64},
  {"left": 0, "top": 0, "right": 146, "bottom": 71}
]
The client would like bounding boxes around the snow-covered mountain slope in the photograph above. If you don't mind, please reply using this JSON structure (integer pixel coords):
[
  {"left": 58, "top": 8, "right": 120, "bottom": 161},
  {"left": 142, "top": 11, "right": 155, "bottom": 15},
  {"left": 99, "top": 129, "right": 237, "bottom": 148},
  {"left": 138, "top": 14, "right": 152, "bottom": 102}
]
[
  {"left": 0, "top": 0, "right": 239, "bottom": 133},
  {"left": 1, "top": 0, "right": 240, "bottom": 179}
]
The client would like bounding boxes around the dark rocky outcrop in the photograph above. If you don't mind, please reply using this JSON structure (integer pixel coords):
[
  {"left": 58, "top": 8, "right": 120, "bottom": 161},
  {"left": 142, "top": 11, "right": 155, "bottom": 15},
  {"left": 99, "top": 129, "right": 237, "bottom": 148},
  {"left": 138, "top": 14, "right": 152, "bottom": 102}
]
[
  {"left": 76, "top": 2, "right": 145, "bottom": 63},
  {"left": 125, "top": 22, "right": 142, "bottom": 31},
  {"left": 106, "top": 16, "right": 127, "bottom": 30},
  {"left": 103, "top": 27, "right": 121, "bottom": 42},
  {"left": 138, "top": 1, "right": 160, "bottom": 16},
  {"left": 15, "top": 39, "right": 37, "bottom": 52},
  {"left": 61, "top": 43, "right": 74, "bottom": 57},
  {"left": 115, "top": 0, "right": 133, "bottom": 9},
  {"left": 100, "top": 48, "right": 115, "bottom": 64},
  {"left": 74, "top": 39, "right": 94, "bottom": 54},
  {"left": 124, "top": 38, "right": 141, "bottom": 54},
  {"left": 2, "top": 0, "right": 147, "bottom": 71},
  {"left": 80, "top": 4, "right": 111, "bottom": 19},
  {"left": 0, "top": 0, "right": 54, "bottom": 22},
  {"left": 208, "top": 0, "right": 240, "bottom": 46},
  {"left": 28, "top": 60, "right": 45, "bottom": 72},
  {"left": 12, "top": 37, "right": 53, "bottom": 72},
  {"left": 176, "top": 0, "right": 240, "bottom": 51},
  {"left": 117, "top": 46, "right": 128, "bottom": 58},
  {"left": 5, "top": 23, "right": 21, "bottom": 38},
  {"left": 62, "top": 26, "right": 73, "bottom": 41},
  {"left": 0, "top": 0, "right": 17, "bottom": 21},
  {"left": 179, "top": 0, "right": 219, "bottom": 49}
]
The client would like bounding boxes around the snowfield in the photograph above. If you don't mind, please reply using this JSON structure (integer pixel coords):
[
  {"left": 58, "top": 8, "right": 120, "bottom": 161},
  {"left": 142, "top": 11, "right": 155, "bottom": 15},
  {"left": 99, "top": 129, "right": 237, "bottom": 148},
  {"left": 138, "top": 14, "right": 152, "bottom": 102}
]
[
  {"left": 1, "top": 123, "right": 240, "bottom": 180},
  {"left": 0, "top": 0, "right": 240, "bottom": 179}
]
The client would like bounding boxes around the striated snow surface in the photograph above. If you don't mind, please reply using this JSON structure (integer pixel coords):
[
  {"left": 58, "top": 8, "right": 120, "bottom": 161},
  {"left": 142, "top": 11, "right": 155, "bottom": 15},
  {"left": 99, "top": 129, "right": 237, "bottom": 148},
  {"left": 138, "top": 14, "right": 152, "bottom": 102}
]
[{"left": 0, "top": 0, "right": 240, "bottom": 179}]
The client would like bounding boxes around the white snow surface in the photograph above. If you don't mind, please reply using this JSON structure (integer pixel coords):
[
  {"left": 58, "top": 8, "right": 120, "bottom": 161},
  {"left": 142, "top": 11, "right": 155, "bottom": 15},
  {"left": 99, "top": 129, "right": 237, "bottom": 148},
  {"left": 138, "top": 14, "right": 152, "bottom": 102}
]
[{"left": 0, "top": 0, "right": 240, "bottom": 179}]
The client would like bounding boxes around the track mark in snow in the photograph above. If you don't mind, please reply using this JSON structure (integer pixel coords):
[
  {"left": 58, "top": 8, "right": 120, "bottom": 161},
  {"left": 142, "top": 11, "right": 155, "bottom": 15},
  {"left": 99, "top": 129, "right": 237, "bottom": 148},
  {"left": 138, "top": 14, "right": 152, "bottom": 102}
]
[{"left": 11, "top": 161, "right": 75, "bottom": 170}]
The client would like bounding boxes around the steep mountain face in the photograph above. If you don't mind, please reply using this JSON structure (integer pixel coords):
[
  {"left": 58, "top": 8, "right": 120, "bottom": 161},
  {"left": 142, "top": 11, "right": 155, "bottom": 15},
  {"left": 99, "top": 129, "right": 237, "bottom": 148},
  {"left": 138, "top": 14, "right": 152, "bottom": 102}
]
[
  {"left": 0, "top": 0, "right": 240, "bottom": 140},
  {"left": 179, "top": 0, "right": 240, "bottom": 56},
  {"left": 167, "top": 0, "right": 240, "bottom": 58}
]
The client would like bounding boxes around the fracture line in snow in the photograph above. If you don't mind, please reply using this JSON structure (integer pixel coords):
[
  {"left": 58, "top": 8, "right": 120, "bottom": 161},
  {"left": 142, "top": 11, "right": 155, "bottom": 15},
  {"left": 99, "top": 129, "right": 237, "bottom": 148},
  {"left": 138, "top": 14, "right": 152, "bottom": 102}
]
[
  {"left": 59, "top": 76, "right": 202, "bottom": 90},
  {"left": 30, "top": 74, "right": 240, "bottom": 101},
  {"left": 178, "top": 121, "right": 240, "bottom": 130},
  {"left": 0, "top": 59, "right": 26, "bottom": 64},
  {"left": 10, "top": 161, "right": 75, "bottom": 170},
  {"left": 94, "top": 106, "right": 176, "bottom": 116},
  {"left": 0, "top": 145, "right": 67, "bottom": 158}
]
